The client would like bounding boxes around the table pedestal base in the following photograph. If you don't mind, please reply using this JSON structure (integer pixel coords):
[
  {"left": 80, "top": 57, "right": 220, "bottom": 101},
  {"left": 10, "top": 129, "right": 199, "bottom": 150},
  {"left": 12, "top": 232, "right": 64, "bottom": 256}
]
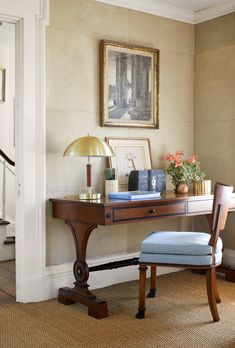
[{"left": 58, "top": 287, "right": 108, "bottom": 319}]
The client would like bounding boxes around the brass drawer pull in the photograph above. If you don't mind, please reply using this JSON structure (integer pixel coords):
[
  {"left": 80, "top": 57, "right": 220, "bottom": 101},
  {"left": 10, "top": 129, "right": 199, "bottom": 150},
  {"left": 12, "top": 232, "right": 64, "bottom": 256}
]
[{"left": 149, "top": 208, "right": 156, "bottom": 214}]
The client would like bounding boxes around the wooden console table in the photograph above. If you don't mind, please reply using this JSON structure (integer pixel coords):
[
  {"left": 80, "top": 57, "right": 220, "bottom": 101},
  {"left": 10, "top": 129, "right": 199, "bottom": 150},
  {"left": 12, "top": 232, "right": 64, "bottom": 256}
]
[{"left": 50, "top": 192, "right": 235, "bottom": 319}]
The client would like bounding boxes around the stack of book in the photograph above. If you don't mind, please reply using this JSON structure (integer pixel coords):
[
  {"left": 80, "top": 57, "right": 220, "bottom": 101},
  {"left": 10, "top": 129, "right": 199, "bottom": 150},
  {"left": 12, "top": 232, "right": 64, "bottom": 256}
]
[
  {"left": 193, "top": 180, "right": 211, "bottom": 194},
  {"left": 108, "top": 191, "right": 161, "bottom": 200}
]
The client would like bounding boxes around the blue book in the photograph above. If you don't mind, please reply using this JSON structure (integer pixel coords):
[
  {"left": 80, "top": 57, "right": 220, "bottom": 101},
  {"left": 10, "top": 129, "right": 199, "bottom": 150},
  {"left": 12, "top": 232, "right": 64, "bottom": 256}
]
[{"left": 108, "top": 191, "right": 161, "bottom": 200}]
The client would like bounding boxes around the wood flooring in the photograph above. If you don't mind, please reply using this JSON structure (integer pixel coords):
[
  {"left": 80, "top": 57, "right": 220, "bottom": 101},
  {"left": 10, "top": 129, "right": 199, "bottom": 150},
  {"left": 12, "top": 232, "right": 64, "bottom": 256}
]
[{"left": 0, "top": 260, "right": 16, "bottom": 305}]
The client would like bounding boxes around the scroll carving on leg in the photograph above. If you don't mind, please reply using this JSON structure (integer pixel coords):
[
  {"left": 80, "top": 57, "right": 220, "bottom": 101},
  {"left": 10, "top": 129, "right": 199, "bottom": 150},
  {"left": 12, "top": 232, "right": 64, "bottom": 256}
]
[
  {"left": 73, "top": 259, "right": 95, "bottom": 298},
  {"left": 58, "top": 221, "right": 108, "bottom": 319}
]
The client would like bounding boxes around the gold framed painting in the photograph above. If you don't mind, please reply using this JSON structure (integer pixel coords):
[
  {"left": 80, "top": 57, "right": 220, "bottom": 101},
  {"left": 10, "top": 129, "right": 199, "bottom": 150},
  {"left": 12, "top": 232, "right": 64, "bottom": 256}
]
[
  {"left": 100, "top": 40, "right": 159, "bottom": 128},
  {"left": 106, "top": 137, "right": 152, "bottom": 190}
]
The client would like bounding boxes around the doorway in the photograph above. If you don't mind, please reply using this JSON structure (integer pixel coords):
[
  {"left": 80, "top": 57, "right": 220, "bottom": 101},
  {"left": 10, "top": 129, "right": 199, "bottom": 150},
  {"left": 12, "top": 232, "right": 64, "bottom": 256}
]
[
  {"left": 0, "top": 20, "right": 16, "bottom": 305},
  {"left": 0, "top": 1, "right": 48, "bottom": 304}
]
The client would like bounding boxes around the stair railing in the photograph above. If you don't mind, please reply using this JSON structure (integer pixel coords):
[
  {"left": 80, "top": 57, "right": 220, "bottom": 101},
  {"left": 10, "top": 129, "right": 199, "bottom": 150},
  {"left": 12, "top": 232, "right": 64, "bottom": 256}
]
[{"left": 0, "top": 149, "right": 15, "bottom": 224}]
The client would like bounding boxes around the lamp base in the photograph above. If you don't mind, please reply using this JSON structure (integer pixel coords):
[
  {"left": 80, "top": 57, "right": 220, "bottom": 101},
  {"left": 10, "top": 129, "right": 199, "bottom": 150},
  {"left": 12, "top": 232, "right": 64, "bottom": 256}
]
[{"left": 65, "top": 193, "right": 102, "bottom": 200}]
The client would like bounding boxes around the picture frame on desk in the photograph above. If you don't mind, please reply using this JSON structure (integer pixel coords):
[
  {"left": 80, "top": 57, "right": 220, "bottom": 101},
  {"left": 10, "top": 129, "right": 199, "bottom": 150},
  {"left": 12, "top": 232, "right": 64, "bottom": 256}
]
[
  {"left": 100, "top": 40, "right": 159, "bottom": 128},
  {"left": 105, "top": 137, "right": 152, "bottom": 191}
]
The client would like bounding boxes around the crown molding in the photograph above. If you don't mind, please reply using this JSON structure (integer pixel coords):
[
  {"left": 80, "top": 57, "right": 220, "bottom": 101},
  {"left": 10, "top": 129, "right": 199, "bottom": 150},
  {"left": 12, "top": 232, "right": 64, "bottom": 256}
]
[
  {"left": 95, "top": 0, "right": 235, "bottom": 24},
  {"left": 195, "top": 0, "right": 235, "bottom": 24},
  {"left": 95, "top": 0, "right": 194, "bottom": 24}
]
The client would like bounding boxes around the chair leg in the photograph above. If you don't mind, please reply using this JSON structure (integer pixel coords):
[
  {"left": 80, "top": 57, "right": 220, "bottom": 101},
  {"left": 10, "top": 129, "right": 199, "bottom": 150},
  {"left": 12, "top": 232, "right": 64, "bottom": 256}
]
[
  {"left": 206, "top": 268, "right": 220, "bottom": 322},
  {"left": 135, "top": 264, "right": 147, "bottom": 319},
  {"left": 214, "top": 275, "right": 221, "bottom": 303},
  {"left": 147, "top": 265, "right": 157, "bottom": 298}
]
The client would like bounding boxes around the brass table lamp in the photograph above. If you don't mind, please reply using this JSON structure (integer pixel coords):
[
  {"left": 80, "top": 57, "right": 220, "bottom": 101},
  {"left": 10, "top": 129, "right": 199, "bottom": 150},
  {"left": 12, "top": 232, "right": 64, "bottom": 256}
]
[{"left": 64, "top": 135, "right": 114, "bottom": 200}]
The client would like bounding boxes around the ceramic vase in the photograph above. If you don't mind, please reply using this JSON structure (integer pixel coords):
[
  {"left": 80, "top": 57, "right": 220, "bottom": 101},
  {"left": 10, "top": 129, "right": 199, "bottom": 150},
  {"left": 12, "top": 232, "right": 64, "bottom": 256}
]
[{"left": 176, "top": 183, "right": 189, "bottom": 194}]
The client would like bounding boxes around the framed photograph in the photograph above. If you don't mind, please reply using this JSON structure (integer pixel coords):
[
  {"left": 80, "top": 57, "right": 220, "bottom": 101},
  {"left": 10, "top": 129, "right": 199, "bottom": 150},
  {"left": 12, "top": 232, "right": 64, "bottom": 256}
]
[
  {"left": 106, "top": 137, "right": 152, "bottom": 190},
  {"left": 100, "top": 40, "right": 159, "bottom": 129},
  {"left": 0, "top": 69, "right": 6, "bottom": 102}
]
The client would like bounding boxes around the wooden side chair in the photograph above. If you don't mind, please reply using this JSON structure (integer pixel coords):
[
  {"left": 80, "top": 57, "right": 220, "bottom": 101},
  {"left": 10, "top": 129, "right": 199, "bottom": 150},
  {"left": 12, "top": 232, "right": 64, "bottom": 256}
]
[{"left": 136, "top": 182, "right": 233, "bottom": 322}]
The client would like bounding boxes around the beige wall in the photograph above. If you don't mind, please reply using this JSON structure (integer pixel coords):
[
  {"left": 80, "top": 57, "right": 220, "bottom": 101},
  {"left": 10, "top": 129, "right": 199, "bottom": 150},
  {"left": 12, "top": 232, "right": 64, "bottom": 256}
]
[
  {"left": 194, "top": 13, "right": 235, "bottom": 249},
  {"left": 46, "top": 0, "right": 194, "bottom": 265}
]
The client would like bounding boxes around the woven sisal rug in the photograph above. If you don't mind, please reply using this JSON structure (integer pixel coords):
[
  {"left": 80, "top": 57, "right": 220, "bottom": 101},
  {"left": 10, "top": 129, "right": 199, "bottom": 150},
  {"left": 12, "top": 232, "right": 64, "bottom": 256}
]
[{"left": 0, "top": 270, "right": 234, "bottom": 348}]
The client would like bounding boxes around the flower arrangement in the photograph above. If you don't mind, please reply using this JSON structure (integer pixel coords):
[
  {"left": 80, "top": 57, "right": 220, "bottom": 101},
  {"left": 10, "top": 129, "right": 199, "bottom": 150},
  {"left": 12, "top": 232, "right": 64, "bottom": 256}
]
[{"left": 165, "top": 150, "right": 205, "bottom": 188}]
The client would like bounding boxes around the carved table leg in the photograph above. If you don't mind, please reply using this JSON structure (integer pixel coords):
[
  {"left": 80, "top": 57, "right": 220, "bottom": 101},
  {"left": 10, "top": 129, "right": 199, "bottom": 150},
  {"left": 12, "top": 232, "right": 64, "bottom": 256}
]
[{"left": 58, "top": 221, "right": 108, "bottom": 319}]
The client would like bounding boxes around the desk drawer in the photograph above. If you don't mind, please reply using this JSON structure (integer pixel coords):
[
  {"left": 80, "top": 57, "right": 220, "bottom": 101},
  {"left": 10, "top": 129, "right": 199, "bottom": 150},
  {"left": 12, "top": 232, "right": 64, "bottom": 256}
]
[
  {"left": 187, "top": 200, "right": 213, "bottom": 214},
  {"left": 113, "top": 202, "right": 186, "bottom": 222}
]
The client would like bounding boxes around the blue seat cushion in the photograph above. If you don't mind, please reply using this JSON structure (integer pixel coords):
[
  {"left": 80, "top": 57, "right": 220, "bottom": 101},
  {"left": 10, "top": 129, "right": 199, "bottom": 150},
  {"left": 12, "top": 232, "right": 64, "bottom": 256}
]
[
  {"left": 140, "top": 231, "right": 222, "bottom": 255},
  {"left": 139, "top": 231, "right": 223, "bottom": 266},
  {"left": 140, "top": 251, "right": 222, "bottom": 266}
]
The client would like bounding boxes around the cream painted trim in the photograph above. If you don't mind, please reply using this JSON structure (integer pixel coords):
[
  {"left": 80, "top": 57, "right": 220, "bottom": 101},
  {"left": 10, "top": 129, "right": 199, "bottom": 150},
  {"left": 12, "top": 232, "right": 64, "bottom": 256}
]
[
  {"left": 195, "top": 0, "right": 235, "bottom": 24},
  {"left": 95, "top": 0, "right": 235, "bottom": 24},
  {"left": 0, "top": 0, "right": 48, "bottom": 302},
  {"left": 39, "top": 0, "right": 49, "bottom": 26},
  {"left": 22, "top": 252, "right": 183, "bottom": 301},
  {"left": 95, "top": 0, "right": 194, "bottom": 23},
  {"left": 35, "top": 1, "right": 48, "bottom": 279},
  {"left": 14, "top": 17, "right": 24, "bottom": 302}
]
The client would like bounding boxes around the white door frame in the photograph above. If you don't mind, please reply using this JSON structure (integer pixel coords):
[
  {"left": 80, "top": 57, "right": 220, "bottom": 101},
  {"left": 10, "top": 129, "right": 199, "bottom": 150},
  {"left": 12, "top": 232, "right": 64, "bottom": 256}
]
[{"left": 0, "top": 0, "right": 48, "bottom": 301}]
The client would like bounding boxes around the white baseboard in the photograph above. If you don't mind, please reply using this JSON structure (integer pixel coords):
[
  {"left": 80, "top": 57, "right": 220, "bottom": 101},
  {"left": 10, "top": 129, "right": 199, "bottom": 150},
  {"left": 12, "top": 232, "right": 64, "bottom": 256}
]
[{"left": 20, "top": 252, "right": 183, "bottom": 302}]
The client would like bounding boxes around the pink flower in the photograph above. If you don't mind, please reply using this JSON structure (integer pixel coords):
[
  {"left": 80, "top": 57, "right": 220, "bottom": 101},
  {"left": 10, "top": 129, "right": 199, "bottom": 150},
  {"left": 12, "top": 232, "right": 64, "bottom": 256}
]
[
  {"left": 174, "top": 150, "right": 184, "bottom": 162},
  {"left": 187, "top": 154, "right": 197, "bottom": 164},
  {"left": 166, "top": 150, "right": 184, "bottom": 162},
  {"left": 165, "top": 149, "right": 205, "bottom": 186},
  {"left": 175, "top": 160, "right": 183, "bottom": 167},
  {"left": 165, "top": 154, "right": 174, "bottom": 161}
]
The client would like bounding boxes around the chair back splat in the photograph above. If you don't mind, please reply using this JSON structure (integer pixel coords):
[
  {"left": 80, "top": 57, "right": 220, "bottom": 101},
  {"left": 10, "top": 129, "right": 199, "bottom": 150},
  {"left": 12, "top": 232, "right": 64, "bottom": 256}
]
[{"left": 209, "top": 183, "right": 233, "bottom": 248}]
